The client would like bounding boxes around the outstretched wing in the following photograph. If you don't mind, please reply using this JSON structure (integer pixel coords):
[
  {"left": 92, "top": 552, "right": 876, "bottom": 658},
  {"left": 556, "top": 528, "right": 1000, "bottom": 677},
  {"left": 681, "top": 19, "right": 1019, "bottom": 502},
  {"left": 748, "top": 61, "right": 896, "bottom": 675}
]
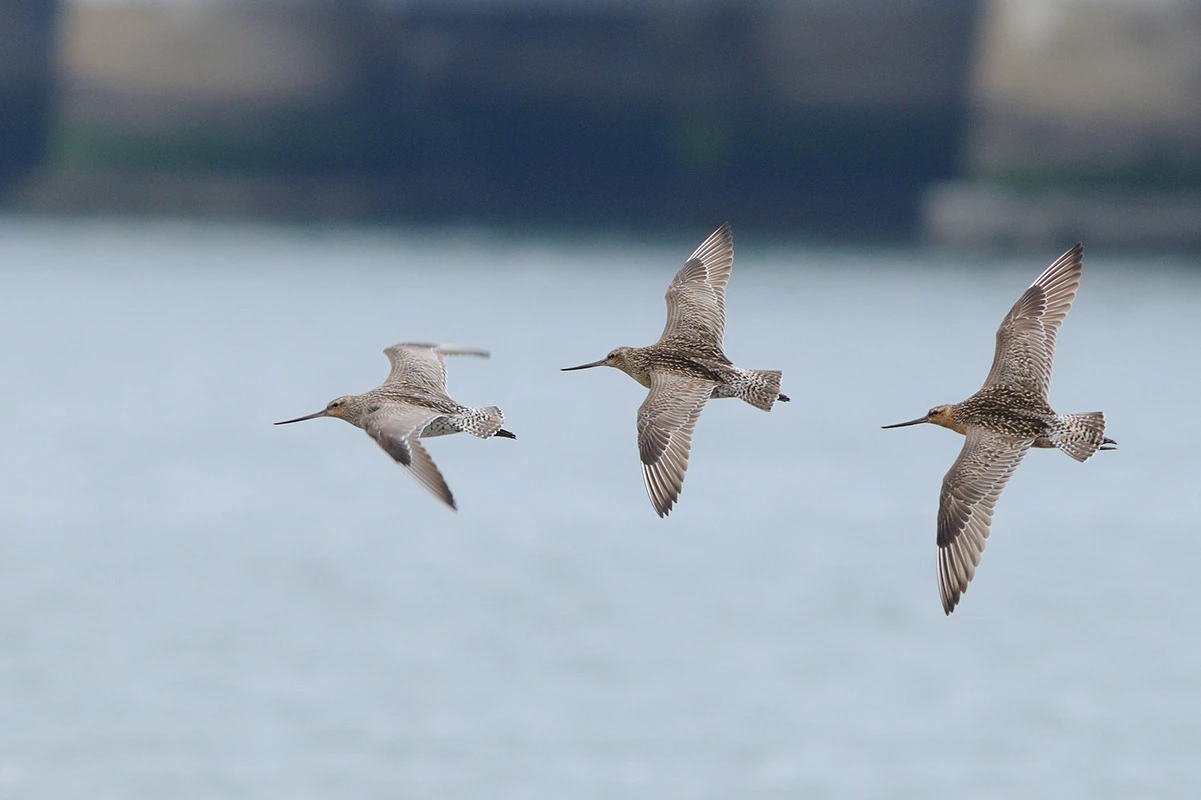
[
  {"left": 382, "top": 343, "right": 489, "bottom": 396},
  {"left": 658, "top": 224, "right": 734, "bottom": 352},
  {"left": 936, "top": 427, "right": 1032, "bottom": 614},
  {"left": 363, "top": 404, "right": 457, "bottom": 510},
  {"left": 636, "top": 371, "right": 715, "bottom": 518},
  {"left": 983, "top": 244, "right": 1082, "bottom": 398}
]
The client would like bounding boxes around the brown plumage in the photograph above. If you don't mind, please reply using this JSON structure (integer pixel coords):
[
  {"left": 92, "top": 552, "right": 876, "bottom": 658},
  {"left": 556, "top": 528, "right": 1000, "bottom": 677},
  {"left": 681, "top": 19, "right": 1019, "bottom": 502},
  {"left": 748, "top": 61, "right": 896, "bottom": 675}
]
[
  {"left": 275, "top": 343, "right": 514, "bottom": 511},
  {"left": 883, "top": 243, "right": 1116, "bottom": 614},
  {"left": 562, "top": 223, "right": 789, "bottom": 517}
]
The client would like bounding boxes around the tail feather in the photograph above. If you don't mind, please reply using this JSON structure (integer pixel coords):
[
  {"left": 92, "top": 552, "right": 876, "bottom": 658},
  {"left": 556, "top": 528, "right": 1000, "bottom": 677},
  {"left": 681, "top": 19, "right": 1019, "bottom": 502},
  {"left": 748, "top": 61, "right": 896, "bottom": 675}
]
[
  {"left": 460, "top": 406, "right": 506, "bottom": 439},
  {"left": 1052, "top": 412, "right": 1112, "bottom": 462},
  {"left": 740, "top": 368, "right": 784, "bottom": 412}
]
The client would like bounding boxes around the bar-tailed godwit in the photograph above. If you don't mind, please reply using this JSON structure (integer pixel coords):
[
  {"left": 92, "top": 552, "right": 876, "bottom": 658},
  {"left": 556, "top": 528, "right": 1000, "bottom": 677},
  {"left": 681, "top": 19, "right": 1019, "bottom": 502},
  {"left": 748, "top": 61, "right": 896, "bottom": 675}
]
[
  {"left": 884, "top": 243, "right": 1116, "bottom": 613},
  {"left": 563, "top": 223, "right": 789, "bottom": 517},
  {"left": 276, "top": 343, "right": 514, "bottom": 511}
]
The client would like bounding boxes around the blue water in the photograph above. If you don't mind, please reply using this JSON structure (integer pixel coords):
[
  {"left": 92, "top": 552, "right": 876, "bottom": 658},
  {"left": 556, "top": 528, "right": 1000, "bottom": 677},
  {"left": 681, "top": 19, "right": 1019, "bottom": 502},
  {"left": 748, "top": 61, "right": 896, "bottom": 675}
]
[{"left": 1, "top": 216, "right": 1198, "bottom": 798}]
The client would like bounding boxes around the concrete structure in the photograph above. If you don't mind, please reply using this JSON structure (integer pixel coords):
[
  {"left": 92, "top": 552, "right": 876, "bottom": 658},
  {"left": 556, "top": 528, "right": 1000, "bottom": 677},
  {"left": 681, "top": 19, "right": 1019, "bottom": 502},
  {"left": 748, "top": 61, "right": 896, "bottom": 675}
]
[
  {"left": 924, "top": 0, "right": 1201, "bottom": 249},
  {"left": 967, "top": 0, "right": 1201, "bottom": 183}
]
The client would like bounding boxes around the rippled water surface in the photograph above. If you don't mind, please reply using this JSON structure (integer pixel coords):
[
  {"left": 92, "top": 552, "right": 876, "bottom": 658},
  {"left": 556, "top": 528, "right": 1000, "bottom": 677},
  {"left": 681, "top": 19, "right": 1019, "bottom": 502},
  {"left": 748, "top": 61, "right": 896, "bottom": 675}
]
[{"left": 1, "top": 217, "right": 1199, "bottom": 798}]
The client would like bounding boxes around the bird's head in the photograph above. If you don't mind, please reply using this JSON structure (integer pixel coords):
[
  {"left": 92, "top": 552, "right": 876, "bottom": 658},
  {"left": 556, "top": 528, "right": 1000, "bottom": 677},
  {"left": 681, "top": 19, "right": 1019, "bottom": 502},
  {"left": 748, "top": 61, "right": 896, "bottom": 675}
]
[
  {"left": 561, "top": 346, "right": 636, "bottom": 373},
  {"left": 882, "top": 404, "right": 962, "bottom": 433},
  {"left": 275, "top": 395, "right": 359, "bottom": 426}
]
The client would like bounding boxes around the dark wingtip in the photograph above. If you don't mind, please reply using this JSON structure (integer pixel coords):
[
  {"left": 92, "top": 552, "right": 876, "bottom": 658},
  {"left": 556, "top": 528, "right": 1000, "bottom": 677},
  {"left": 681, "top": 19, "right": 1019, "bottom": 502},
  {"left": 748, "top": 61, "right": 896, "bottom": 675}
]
[
  {"left": 495, "top": 429, "right": 517, "bottom": 439},
  {"left": 777, "top": 393, "right": 791, "bottom": 402}
]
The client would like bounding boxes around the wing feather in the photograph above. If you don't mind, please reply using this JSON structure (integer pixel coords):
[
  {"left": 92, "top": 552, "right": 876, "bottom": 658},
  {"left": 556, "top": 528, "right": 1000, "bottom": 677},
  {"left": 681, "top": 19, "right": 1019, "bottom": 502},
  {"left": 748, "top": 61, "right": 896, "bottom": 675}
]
[
  {"left": 936, "top": 427, "right": 1032, "bottom": 613},
  {"left": 363, "top": 405, "right": 457, "bottom": 510},
  {"left": 636, "top": 372, "right": 714, "bottom": 517},
  {"left": 382, "top": 343, "right": 489, "bottom": 396},
  {"left": 983, "top": 244, "right": 1082, "bottom": 396},
  {"left": 658, "top": 224, "right": 734, "bottom": 351}
]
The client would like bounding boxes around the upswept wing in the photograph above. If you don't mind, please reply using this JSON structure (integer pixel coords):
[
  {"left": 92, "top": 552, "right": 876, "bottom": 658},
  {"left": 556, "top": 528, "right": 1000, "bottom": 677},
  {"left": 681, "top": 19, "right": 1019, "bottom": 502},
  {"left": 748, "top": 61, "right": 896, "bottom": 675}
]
[
  {"left": 983, "top": 244, "right": 1082, "bottom": 397},
  {"left": 383, "top": 343, "right": 489, "bottom": 396},
  {"left": 936, "top": 427, "right": 1032, "bottom": 614},
  {"left": 363, "top": 404, "right": 457, "bottom": 510},
  {"left": 636, "top": 372, "right": 715, "bottom": 517},
  {"left": 658, "top": 223, "right": 734, "bottom": 351}
]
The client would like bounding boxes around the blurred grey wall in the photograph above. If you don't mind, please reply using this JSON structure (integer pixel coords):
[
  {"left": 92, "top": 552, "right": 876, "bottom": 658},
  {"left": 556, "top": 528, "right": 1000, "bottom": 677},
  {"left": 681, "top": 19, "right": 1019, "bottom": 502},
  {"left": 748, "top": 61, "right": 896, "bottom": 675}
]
[
  {"left": 11, "top": 0, "right": 1201, "bottom": 245},
  {"left": 18, "top": 0, "right": 981, "bottom": 234}
]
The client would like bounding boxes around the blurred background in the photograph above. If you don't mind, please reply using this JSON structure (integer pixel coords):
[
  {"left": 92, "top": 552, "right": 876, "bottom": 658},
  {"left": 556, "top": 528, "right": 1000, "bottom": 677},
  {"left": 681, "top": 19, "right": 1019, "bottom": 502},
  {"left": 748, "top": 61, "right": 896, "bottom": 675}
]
[
  {"left": 3, "top": 2, "right": 1201, "bottom": 799},
  {"left": 4, "top": 0, "right": 1201, "bottom": 245}
]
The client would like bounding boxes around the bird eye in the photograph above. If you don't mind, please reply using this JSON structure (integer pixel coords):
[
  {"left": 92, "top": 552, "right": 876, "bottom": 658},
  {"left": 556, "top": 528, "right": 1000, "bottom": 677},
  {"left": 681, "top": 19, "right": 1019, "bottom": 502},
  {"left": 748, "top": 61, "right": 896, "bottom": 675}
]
[{"left": 330, "top": 400, "right": 340, "bottom": 409}]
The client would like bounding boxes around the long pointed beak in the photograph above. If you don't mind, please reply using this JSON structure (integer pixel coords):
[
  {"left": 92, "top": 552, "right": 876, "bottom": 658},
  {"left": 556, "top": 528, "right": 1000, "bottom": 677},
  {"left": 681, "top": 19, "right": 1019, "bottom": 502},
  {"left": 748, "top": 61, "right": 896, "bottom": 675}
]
[
  {"left": 881, "top": 416, "right": 929, "bottom": 429},
  {"left": 561, "top": 358, "right": 607, "bottom": 371},
  {"left": 274, "top": 409, "right": 329, "bottom": 425}
]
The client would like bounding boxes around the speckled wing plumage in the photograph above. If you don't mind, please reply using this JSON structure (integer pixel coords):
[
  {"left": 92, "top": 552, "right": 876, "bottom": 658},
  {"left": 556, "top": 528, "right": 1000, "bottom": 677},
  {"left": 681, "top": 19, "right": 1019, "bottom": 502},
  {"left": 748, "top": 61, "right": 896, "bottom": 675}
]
[
  {"left": 937, "top": 427, "right": 1032, "bottom": 614},
  {"left": 636, "top": 372, "right": 715, "bottom": 517},
  {"left": 363, "top": 404, "right": 457, "bottom": 510},
  {"left": 983, "top": 244, "right": 1082, "bottom": 398},
  {"left": 658, "top": 223, "right": 734, "bottom": 353},
  {"left": 383, "top": 343, "right": 490, "bottom": 396}
]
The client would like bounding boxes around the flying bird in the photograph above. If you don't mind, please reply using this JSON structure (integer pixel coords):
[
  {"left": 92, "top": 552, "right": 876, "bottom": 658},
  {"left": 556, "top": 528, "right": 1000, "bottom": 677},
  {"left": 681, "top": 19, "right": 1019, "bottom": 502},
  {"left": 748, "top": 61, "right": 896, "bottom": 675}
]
[
  {"left": 883, "top": 244, "right": 1115, "bottom": 613},
  {"left": 276, "top": 343, "right": 514, "bottom": 510},
  {"left": 562, "top": 223, "right": 789, "bottom": 517}
]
